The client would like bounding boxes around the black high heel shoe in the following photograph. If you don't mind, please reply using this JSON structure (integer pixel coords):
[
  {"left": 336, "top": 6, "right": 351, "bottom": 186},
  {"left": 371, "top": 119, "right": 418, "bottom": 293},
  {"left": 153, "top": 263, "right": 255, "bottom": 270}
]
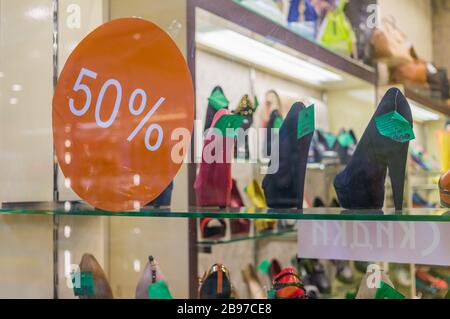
[
  {"left": 262, "top": 102, "right": 314, "bottom": 209},
  {"left": 199, "top": 264, "right": 232, "bottom": 299},
  {"left": 334, "top": 88, "right": 414, "bottom": 210}
]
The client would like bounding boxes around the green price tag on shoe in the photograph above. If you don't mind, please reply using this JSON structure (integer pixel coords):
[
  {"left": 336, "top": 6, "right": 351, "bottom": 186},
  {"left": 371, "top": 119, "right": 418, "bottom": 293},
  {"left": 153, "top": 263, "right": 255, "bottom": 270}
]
[
  {"left": 345, "top": 291, "right": 356, "bottom": 299},
  {"left": 273, "top": 116, "right": 283, "bottom": 130},
  {"left": 71, "top": 272, "right": 95, "bottom": 297},
  {"left": 323, "top": 131, "right": 338, "bottom": 149},
  {"left": 374, "top": 281, "right": 405, "bottom": 299},
  {"left": 375, "top": 111, "right": 415, "bottom": 143},
  {"left": 148, "top": 280, "right": 173, "bottom": 299},
  {"left": 297, "top": 104, "right": 315, "bottom": 139},
  {"left": 208, "top": 89, "right": 229, "bottom": 111},
  {"left": 337, "top": 131, "right": 354, "bottom": 148},
  {"left": 257, "top": 259, "right": 271, "bottom": 274},
  {"left": 213, "top": 115, "right": 245, "bottom": 138}
]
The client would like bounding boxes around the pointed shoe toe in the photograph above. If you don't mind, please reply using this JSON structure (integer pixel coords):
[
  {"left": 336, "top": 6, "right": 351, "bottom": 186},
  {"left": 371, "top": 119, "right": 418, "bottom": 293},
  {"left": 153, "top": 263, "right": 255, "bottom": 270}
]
[{"left": 78, "top": 253, "right": 113, "bottom": 299}]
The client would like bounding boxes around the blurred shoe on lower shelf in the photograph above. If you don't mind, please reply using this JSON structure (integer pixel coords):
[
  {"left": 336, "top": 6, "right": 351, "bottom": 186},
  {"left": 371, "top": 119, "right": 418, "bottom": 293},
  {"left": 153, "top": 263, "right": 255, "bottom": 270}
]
[
  {"left": 356, "top": 268, "right": 402, "bottom": 299},
  {"left": 416, "top": 268, "right": 448, "bottom": 292},
  {"left": 76, "top": 253, "right": 113, "bottom": 299},
  {"left": 270, "top": 267, "right": 308, "bottom": 299},
  {"left": 199, "top": 264, "right": 232, "bottom": 299},
  {"left": 416, "top": 277, "right": 440, "bottom": 296},
  {"left": 242, "top": 264, "right": 267, "bottom": 299},
  {"left": 136, "top": 256, "right": 172, "bottom": 299},
  {"left": 354, "top": 261, "right": 370, "bottom": 274},
  {"left": 304, "top": 285, "right": 321, "bottom": 299},
  {"left": 429, "top": 267, "right": 450, "bottom": 284},
  {"left": 333, "top": 260, "right": 354, "bottom": 284},
  {"left": 392, "top": 267, "right": 412, "bottom": 288},
  {"left": 298, "top": 259, "right": 331, "bottom": 294}
]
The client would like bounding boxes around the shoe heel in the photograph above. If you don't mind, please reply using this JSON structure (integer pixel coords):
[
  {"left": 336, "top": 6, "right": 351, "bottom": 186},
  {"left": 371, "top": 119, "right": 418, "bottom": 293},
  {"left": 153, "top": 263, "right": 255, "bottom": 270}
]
[
  {"left": 387, "top": 145, "right": 408, "bottom": 210},
  {"left": 297, "top": 135, "right": 312, "bottom": 209}
]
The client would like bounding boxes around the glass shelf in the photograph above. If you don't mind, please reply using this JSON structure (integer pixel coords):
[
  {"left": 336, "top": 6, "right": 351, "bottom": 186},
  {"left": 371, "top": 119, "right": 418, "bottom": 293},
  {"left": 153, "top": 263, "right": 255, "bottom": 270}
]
[
  {"left": 198, "top": 228, "right": 296, "bottom": 246},
  {"left": 1, "top": 202, "right": 449, "bottom": 222}
]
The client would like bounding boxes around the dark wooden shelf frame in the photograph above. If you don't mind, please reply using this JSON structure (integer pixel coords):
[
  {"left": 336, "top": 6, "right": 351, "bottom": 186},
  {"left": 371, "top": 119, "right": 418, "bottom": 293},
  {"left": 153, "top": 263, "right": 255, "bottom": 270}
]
[{"left": 405, "top": 87, "right": 450, "bottom": 117}]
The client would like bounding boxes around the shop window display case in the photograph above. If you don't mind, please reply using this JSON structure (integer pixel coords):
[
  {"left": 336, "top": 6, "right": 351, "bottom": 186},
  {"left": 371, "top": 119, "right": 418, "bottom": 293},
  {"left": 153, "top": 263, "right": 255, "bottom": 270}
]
[{"left": 0, "top": 0, "right": 449, "bottom": 300}]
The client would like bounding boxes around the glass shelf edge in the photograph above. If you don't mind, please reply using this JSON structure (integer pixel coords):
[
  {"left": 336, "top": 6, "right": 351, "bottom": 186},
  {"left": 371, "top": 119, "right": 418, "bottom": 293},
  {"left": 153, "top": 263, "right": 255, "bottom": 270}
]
[
  {"left": 0, "top": 208, "right": 449, "bottom": 222},
  {"left": 197, "top": 229, "right": 297, "bottom": 246}
]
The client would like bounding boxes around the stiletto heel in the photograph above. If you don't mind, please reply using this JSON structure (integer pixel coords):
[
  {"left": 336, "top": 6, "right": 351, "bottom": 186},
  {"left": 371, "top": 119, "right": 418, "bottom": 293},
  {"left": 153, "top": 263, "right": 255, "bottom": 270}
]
[
  {"left": 334, "top": 88, "right": 413, "bottom": 210},
  {"left": 387, "top": 146, "right": 408, "bottom": 210}
]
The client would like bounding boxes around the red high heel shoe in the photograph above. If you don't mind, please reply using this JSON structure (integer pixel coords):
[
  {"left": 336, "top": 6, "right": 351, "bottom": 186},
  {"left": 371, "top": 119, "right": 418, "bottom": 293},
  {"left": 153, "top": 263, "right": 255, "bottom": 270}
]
[
  {"left": 416, "top": 269, "right": 448, "bottom": 291},
  {"left": 272, "top": 267, "right": 308, "bottom": 299}
]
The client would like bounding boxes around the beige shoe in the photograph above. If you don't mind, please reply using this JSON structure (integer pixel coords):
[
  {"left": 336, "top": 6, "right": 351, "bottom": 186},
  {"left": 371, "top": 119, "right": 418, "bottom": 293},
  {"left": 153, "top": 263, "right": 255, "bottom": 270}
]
[
  {"left": 242, "top": 264, "right": 267, "bottom": 299},
  {"left": 135, "top": 256, "right": 167, "bottom": 299},
  {"left": 78, "top": 253, "right": 113, "bottom": 299},
  {"left": 356, "top": 267, "right": 394, "bottom": 299}
]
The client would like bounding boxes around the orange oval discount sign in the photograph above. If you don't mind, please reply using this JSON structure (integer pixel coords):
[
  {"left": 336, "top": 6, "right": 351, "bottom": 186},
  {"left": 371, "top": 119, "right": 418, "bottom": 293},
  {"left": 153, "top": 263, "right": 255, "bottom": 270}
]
[{"left": 53, "top": 18, "right": 194, "bottom": 212}]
